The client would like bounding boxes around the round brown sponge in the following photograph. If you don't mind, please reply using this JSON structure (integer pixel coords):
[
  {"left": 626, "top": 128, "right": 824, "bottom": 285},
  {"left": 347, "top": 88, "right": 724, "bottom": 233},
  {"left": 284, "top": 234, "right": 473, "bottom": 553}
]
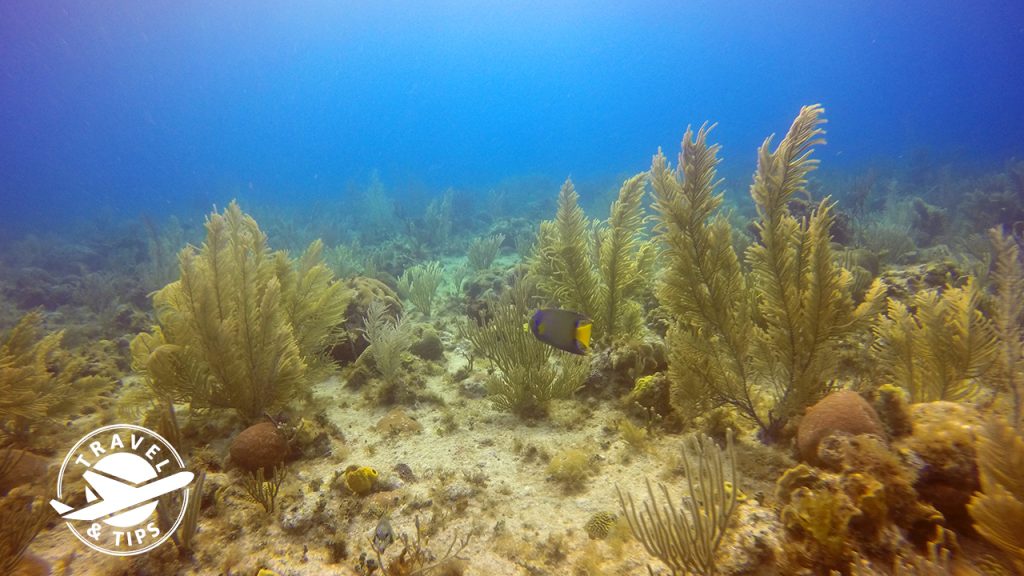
[
  {"left": 229, "top": 421, "right": 289, "bottom": 472},
  {"left": 797, "top": 390, "right": 885, "bottom": 464}
]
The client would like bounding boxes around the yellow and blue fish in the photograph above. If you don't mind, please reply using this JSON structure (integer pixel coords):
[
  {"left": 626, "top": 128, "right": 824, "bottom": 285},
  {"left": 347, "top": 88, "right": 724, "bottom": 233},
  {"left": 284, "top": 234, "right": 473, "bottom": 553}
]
[{"left": 527, "top": 308, "right": 592, "bottom": 355}]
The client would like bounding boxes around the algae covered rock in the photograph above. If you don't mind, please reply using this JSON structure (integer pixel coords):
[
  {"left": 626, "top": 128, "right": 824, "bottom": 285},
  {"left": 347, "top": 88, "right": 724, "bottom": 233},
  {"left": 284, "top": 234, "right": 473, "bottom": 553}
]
[
  {"left": 895, "top": 400, "right": 984, "bottom": 534},
  {"left": 409, "top": 323, "right": 444, "bottom": 361},
  {"left": 332, "top": 276, "right": 402, "bottom": 363},
  {"left": 229, "top": 422, "right": 290, "bottom": 472},
  {"left": 717, "top": 502, "right": 784, "bottom": 575},
  {"left": 373, "top": 408, "right": 423, "bottom": 436},
  {"left": 775, "top": 444, "right": 938, "bottom": 573},
  {"left": 873, "top": 383, "right": 913, "bottom": 438},
  {"left": 797, "top": 390, "right": 885, "bottom": 464}
]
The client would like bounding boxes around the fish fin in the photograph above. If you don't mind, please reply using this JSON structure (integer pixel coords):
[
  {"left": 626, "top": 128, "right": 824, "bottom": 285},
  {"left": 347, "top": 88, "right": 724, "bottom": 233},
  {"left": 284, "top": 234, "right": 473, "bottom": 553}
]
[{"left": 575, "top": 322, "right": 592, "bottom": 350}]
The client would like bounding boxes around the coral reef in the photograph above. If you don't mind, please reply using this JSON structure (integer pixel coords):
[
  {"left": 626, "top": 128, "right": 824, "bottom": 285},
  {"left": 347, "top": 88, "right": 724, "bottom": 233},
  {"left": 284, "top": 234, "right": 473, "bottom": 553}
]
[
  {"left": 409, "top": 324, "right": 444, "bottom": 361},
  {"left": 374, "top": 408, "right": 423, "bottom": 436},
  {"left": 7, "top": 106, "right": 1024, "bottom": 576},
  {"left": 895, "top": 401, "right": 983, "bottom": 535},
  {"left": 584, "top": 511, "right": 618, "bottom": 540},
  {"left": 777, "top": 434, "right": 941, "bottom": 572}
]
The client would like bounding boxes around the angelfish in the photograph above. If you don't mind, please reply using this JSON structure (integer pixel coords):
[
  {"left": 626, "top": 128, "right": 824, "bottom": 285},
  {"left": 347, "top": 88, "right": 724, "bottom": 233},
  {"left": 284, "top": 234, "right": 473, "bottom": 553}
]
[{"left": 527, "top": 308, "right": 592, "bottom": 355}]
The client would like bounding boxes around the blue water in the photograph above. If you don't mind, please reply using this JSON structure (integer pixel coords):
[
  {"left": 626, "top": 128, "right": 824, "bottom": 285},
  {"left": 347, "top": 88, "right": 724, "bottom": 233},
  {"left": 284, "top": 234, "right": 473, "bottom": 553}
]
[{"left": 1, "top": 0, "right": 1022, "bottom": 236}]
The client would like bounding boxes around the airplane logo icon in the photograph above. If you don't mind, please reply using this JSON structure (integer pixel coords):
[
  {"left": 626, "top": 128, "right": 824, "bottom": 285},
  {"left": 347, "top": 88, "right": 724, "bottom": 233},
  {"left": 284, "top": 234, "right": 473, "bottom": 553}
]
[
  {"left": 50, "top": 468, "right": 195, "bottom": 522},
  {"left": 51, "top": 424, "right": 195, "bottom": 556}
]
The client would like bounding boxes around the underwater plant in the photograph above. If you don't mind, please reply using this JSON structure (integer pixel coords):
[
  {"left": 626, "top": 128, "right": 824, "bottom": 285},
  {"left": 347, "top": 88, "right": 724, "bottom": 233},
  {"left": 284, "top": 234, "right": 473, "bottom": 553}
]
[
  {"left": 466, "top": 233, "right": 505, "bottom": 271},
  {"left": 241, "top": 464, "right": 286, "bottom": 514},
  {"left": 462, "top": 278, "right": 587, "bottom": 418},
  {"left": 355, "top": 514, "right": 470, "bottom": 576},
  {"left": 177, "top": 469, "right": 205, "bottom": 553},
  {"left": 325, "top": 242, "right": 365, "bottom": 279},
  {"left": 989, "top": 227, "right": 1024, "bottom": 429},
  {"left": 418, "top": 188, "right": 454, "bottom": 253},
  {"left": 650, "top": 105, "right": 884, "bottom": 441},
  {"left": 529, "top": 173, "right": 653, "bottom": 345},
  {"left": 0, "top": 494, "right": 50, "bottom": 574},
  {"left": 872, "top": 277, "right": 998, "bottom": 403},
  {"left": 358, "top": 171, "right": 398, "bottom": 244},
  {"left": 141, "top": 214, "right": 190, "bottom": 292},
  {"left": 530, "top": 179, "right": 599, "bottom": 320},
  {"left": 617, "top": 430, "right": 739, "bottom": 576},
  {"left": 0, "top": 311, "right": 68, "bottom": 441},
  {"left": 397, "top": 261, "right": 444, "bottom": 318},
  {"left": 967, "top": 420, "right": 1024, "bottom": 573},
  {"left": 546, "top": 447, "right": 594, "bottom": 492},
  {"left": 131, "top": 201, "right": 351, "bottom": 421},
  {"left": 0, "top": 311, "right": 112, "bottom": 443},
  {"left": 362, "top": 299, "right": 416, "bottom": 386}
]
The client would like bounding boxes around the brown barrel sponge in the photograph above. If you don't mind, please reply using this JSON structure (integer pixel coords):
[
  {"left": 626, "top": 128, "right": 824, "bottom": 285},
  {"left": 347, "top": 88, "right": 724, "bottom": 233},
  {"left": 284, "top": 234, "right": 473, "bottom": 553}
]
[
  {"left": 229, "top": 422, "right": 289, "bottom": 472},
  {"left": 797, "top": 390, "right": 885, "bottom": 464}
]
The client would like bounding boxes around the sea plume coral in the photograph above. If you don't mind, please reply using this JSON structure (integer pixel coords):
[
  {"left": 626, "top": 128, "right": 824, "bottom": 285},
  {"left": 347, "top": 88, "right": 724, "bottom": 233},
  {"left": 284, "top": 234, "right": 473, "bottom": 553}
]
[
  {"left": 968, "top": 419, "right": 1024, "bottom": 572},
  {"left": 651, "top": 106, "right": 884, "bottom": 441},
  {"left": 871, "top": 277, "right": 998, "bottom": 403},
  {"left": 462, "top": 277, "right": 586, "bottom": 418},
  {"left": 0, "top": 311, "right": 112, "bottom": 443},
  {"left": 131, "top": 201, "right": 351, "bottom": 421},
  {"left": 530, "top": 174, "right": 653, "bottom": 345}
]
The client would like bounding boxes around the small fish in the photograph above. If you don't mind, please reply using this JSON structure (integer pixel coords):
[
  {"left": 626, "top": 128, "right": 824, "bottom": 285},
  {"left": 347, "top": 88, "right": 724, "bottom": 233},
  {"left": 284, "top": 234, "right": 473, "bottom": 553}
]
[
  {"left": 527, "top": 308, "right": 592, "bottom": 355},
  {"left": 372, "top": 515, "right": 395, "bottom": 554}
]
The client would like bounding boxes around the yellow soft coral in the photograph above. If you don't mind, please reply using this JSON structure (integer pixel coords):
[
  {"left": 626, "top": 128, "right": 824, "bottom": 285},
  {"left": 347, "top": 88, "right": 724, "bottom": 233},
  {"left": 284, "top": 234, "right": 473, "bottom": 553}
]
[{"left": 632, "top": 374, "right": 656, "bottom": 395}]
